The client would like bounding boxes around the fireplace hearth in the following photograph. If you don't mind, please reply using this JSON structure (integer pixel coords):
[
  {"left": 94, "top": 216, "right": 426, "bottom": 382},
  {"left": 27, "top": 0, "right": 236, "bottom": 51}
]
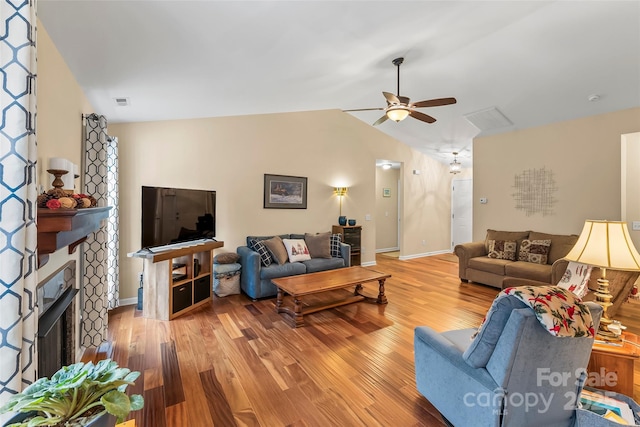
[{"left": 37, "top": 261, "right": 78, "bottom": 378}]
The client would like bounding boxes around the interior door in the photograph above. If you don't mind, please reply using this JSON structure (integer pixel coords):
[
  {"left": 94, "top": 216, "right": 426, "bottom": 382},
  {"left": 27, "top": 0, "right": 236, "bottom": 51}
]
[{"left": 451, "top": 179, "right": 473, "bottom": 250}]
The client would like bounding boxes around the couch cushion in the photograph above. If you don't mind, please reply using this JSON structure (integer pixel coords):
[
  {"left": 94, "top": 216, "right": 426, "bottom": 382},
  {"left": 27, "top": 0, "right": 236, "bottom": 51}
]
[
  {"left": 246, "top": 234, "right": 290, "bottom": 246},
  {"left": 248, "top": 239, "right": 273, "bottom": 267},
  {"left": 487, "top": 240, "right": 517, "bottom": 260},
  {"left": 528, "top": 231, "right": 579, "bottom": 264},
  {"left": 263, "top": 236, "right": 289, "bottom": 265},
  {"left": 518, "top": 239, "right": 551, "bottom": 264},
  {"left": 302, "top": 257, "right": 345, "bottom": 273},
  {"left": 463, "top": 296, "right": 528, "bottom": 368},
  {"left": 557, "top": 261, "right": 592, "bottom": 298},
  {"left": 283, "top": 238, "right": 312, "bottom": 262},
  {"left": 259, "top": 262, "right": 307, "bottom": 280},
  {"left": 505, "top": 261, "right": 552, "bottom": 284},
  {"left": 330, "top": 234, "right": 342, "bottom": 258},
  {"left": 305, "top": 232, "right": 331, "bottom": 258},
  {"left": 468, "top": 257, "right": 512, "bottom": 276},
  {"left": 484, "top": 229, "right": 530, "bottom": 253}
]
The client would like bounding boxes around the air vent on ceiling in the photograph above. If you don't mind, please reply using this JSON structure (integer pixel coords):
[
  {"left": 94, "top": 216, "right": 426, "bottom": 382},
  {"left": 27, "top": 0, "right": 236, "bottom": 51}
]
[
  {"left": 464, "top": 106, "right": 512, "bottom": 131},
  {"left": 114, "top": 97, "right": 130, "bottom": 107}
]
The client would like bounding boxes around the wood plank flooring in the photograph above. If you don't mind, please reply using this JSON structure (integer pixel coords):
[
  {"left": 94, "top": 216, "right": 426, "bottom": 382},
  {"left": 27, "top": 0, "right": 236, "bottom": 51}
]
[{"left": 82, "top": 253, "right": 640, "bottom": 426}]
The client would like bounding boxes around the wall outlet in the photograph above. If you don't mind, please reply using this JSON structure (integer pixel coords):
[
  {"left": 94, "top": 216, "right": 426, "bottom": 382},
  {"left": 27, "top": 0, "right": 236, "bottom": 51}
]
[{"left": 422, "top": 239, "right": 426, "bottom": 246}]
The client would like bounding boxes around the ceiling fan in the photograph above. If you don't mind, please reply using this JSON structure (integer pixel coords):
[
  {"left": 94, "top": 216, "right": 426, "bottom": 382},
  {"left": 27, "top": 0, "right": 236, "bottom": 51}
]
[{"left": 344, "top": 57, "right": 457, "bottom": 126}]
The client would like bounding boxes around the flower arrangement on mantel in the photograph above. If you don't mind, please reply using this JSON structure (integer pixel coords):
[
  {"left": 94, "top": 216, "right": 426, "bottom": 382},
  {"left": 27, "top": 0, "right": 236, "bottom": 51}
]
[{"left": 37, "top": 192, "right": 97, "bottom": 210}]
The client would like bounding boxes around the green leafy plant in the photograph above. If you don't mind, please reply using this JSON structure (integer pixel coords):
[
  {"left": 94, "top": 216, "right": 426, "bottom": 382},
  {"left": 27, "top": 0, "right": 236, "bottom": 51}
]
[{"left": 0, "top": 359, "right": 144, "bottom": 427}]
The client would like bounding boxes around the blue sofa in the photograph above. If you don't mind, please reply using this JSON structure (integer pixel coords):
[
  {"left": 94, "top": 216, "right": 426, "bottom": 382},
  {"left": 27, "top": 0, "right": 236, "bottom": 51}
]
[{"left": 236, "top": 234, "right": 351, "bottom": 300}]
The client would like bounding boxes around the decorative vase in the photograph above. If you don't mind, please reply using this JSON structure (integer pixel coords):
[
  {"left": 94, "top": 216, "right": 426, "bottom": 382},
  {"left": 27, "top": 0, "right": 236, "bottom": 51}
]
[
  {"left": 338, "top": 216, "right": 347, "bottom": 226},
  {"left": 348, "top": 219, "right": 356, "bottom": 226}
]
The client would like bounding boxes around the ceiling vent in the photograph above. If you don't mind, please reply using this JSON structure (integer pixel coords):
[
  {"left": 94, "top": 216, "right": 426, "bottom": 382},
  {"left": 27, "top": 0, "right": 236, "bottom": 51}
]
[
  {"left": 114, "top": 97, "right": 130, "bottom": 107},
  {"left": 464, "top": 106, "right": 512, "bottom": 131}
]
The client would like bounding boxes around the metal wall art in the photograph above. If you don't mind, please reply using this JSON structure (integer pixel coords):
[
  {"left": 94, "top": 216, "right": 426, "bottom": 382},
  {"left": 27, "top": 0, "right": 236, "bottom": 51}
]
[{"left": 512, "top": 167, "right": 557, "bottom": 216}]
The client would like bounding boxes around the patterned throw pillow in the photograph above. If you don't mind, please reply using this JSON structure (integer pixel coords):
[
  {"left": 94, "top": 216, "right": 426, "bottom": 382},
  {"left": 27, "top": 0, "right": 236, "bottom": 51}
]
[
  {"left": 282, "top": 238, "right": 312, "bottom": 262},
  {"left": 557, "top": 261, "right": 592, "bottom": 298},
  {"left": 518, "top": 239, "right": 552, "bottom": 264},
  {"left": 249, "top": 238, "right": 272, "bottom": 267},
  {"left": 330, "top": 233, "right": 342, "bottom": 258},
  {"left": 487, "top": 240, "right": 517, "bottom": 261}
]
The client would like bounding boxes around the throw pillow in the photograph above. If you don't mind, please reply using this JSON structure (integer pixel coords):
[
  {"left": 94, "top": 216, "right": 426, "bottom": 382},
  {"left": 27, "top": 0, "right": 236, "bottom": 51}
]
[
  {"left": 557, "top": 261, "right": 593, "bottom": 299},
  {"left": 518, "top": 239, "right": 552, "bottom": 264},
  {"left": 262, "top": 236, "right": 289, "bottom": 265},
  {"left": 487, "top": 240, "right": 517, "bottom": 261},
  {"left": 330, "top": 234, "right": 342, "bottom": 258},
  {"left": 213, "top": 252, "right": 240, "bottom": 264},
  {"left": 304, "top": 232, "right": 331, "bottom": 258},
  {"left": 282, "top": 238, "right": 312, "bottom": 262},
  {"left": 249, "top": 239, "right": 272, "bottom": 267}
]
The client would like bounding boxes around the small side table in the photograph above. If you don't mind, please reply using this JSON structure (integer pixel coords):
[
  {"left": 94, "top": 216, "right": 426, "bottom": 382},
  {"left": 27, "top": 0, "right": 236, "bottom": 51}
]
[{"left": 587, "top": 332, "right": 640, "bottom": 398}]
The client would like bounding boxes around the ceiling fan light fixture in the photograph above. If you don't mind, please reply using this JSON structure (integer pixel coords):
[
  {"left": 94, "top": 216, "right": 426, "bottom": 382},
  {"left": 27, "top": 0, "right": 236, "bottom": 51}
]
[{"left": 386, "top": 105, "right": 410, "bottom": 122}]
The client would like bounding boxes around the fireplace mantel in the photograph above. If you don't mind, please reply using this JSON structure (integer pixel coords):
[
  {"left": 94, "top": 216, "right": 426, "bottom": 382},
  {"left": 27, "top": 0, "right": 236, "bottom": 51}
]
[{"left": 37, "top": 206, "right": 111, "bottom": 267}]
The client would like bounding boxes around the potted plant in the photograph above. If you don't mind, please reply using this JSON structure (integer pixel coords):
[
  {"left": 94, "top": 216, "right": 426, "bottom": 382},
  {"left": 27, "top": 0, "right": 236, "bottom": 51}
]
[{"left": 0, "top": 359, "right": 144, "bottom": 427}]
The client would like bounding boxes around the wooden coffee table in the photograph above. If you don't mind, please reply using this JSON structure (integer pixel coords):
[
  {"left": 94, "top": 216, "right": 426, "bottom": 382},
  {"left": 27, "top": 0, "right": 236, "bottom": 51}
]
[{"left": 272, "top": 266, "right": 391, "bottom": 327}]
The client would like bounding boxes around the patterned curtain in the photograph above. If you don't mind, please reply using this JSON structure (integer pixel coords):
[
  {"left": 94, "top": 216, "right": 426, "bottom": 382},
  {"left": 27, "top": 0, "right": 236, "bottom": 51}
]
[
  {"left": 0, "top": 0, "right": 38, "bottom": 417},
  {"left": 81, "top": 116, "right": 119, "bottom": 346}
]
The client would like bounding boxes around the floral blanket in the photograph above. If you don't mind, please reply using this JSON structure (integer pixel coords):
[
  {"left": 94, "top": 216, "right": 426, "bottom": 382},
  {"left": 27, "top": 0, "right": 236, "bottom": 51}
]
[{"left": 496, "top": 286, "right": 595, "bottom": 337}]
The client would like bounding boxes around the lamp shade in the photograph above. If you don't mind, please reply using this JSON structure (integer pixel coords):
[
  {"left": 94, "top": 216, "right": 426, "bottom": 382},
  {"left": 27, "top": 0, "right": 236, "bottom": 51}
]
[
  {"left": 564, "top": 220, "right": 640, "bottom": 271},
  {"left": 334, "top": 187, "right": 347, "bottom": 196}
]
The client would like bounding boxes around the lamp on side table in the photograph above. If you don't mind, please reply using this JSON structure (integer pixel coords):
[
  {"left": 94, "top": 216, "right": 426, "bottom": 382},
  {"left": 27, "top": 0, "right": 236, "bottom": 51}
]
[{"left": 564, "top": 220, "right": 640, "bottom": 341}]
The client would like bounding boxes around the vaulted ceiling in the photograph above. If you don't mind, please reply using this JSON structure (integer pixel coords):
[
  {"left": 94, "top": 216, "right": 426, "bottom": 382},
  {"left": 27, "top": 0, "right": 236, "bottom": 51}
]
[{"left": 38, "top": 1, "right": 640, "bottom": 168}]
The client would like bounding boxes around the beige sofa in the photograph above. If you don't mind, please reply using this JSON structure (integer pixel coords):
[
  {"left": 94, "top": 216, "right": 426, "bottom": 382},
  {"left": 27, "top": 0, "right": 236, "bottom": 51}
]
[
  {"left": 454, "top": 229, "right": 578, "bottom": 289},
  {"left": 454, "top": 229, "right": 639, "bottom": 316}
]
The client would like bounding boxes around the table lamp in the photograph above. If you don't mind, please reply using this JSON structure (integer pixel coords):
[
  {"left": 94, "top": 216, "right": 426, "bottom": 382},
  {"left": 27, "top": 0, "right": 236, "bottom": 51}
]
[{"left": 564, "top": 220, "right": 640, "bottom": 340}]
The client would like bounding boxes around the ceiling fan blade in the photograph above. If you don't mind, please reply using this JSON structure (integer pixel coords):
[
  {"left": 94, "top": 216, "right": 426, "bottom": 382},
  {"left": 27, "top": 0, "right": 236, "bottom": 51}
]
[
  {"left": 409, "top": 110, "right": 437, "bottom": 124},
  {"left": 383, "top": 92, "right": 400, "bottom": 105},
  {"left": 343, "top": 107, "right": 385, "bottom": 112},
  {"left": 411, "top": 97, "right": 457, "bottom": 108},
  {"left": 373, "top": 114, "right": 389, "bottom": 126}
]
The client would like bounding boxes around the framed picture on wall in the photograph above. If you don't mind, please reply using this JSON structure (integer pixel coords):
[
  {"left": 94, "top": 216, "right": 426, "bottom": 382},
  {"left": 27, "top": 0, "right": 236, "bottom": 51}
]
[
  {"left": 264, "top": 174, "right": 308, "bottom": 209},
  {"left": 383, "top": 188, "right": 391, "bottom": 197}
]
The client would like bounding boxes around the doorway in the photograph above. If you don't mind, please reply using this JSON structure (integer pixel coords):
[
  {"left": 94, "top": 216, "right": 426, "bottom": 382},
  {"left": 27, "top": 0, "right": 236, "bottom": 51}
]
[
  {"left": 375, "top": 161, "right": 400, "bottom": 254},
  {"left": 451, "top": 178, "right": 472, "bottom": 249}
]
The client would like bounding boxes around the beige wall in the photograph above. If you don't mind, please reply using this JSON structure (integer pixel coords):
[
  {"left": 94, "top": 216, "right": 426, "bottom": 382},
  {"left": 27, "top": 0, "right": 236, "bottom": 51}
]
[
  {"left": 622, "top": 132, "right": 640, "bottom": 250},
  {"left": 37, "top": 22, "right": 94, "bottom": 278},
  {"left": 375, "top": 166, "right": 400, "bottom": 251},
  {"left": 111, "top": 111, "right": 453, "bottom": 299},
  {"left": 473, "top": 108, "right": 640, "bottom": 240}
]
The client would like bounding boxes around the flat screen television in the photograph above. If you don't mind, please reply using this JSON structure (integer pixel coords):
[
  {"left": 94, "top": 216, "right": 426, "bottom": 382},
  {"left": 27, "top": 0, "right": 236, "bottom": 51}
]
[{"left": 141, "top": 186, "right": 216, "bottom": 249}]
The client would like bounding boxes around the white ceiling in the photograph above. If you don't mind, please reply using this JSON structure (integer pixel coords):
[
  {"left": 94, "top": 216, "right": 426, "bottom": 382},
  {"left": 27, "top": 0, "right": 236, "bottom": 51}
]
[{"left": 38, "top": 1, "right": 640, "bottom": 169}]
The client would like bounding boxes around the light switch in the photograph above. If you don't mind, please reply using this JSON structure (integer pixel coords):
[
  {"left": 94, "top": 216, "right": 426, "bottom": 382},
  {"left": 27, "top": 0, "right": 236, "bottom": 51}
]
[
  {"left": 632, "top": 221, "right": 640, "bottom": 231},
  {"left": 365, "top": 214, "right": 372, "bottom": 221}
]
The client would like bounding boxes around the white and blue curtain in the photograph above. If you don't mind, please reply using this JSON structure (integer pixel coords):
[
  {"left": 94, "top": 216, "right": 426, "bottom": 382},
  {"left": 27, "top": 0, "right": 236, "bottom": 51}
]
[
  {"left": 81, "top": 116, "right": 119, "bottom": 347},
  {"left": 0, "top": 0, "right": 38, "bottom": 417}
]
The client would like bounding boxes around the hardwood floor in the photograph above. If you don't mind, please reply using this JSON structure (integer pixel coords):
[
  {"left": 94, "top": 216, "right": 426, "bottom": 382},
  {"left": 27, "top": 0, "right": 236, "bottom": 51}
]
[{"left": 82, "top": 254, "right": 640, "bottom": 426}]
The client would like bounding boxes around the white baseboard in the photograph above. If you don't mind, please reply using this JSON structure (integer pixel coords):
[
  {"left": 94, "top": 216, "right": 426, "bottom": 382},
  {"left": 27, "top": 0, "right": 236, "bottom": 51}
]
[
  {"left": 376, "top": 247, "right": 399, "bottom": 253},
  {"left": 361, "top": 260, "right": 377, "bottom": 267},
  {"left": 119, "top": 297, "right": 137, "bottom": 307},
  {"left": 399, "top": 249, "right": 451, "bottom": 261}
]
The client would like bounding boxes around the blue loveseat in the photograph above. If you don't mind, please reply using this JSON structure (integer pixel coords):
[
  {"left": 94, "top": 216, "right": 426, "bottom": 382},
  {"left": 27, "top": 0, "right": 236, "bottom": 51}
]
[{"left": 236, "top": 234, "right": 351, "bottom": 300}]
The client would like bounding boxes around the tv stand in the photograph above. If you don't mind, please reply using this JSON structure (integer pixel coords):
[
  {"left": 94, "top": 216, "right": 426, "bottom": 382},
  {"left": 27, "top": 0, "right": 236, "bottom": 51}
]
[{"left": 129, "top": 239, "right": 224, "bottom": 320}]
